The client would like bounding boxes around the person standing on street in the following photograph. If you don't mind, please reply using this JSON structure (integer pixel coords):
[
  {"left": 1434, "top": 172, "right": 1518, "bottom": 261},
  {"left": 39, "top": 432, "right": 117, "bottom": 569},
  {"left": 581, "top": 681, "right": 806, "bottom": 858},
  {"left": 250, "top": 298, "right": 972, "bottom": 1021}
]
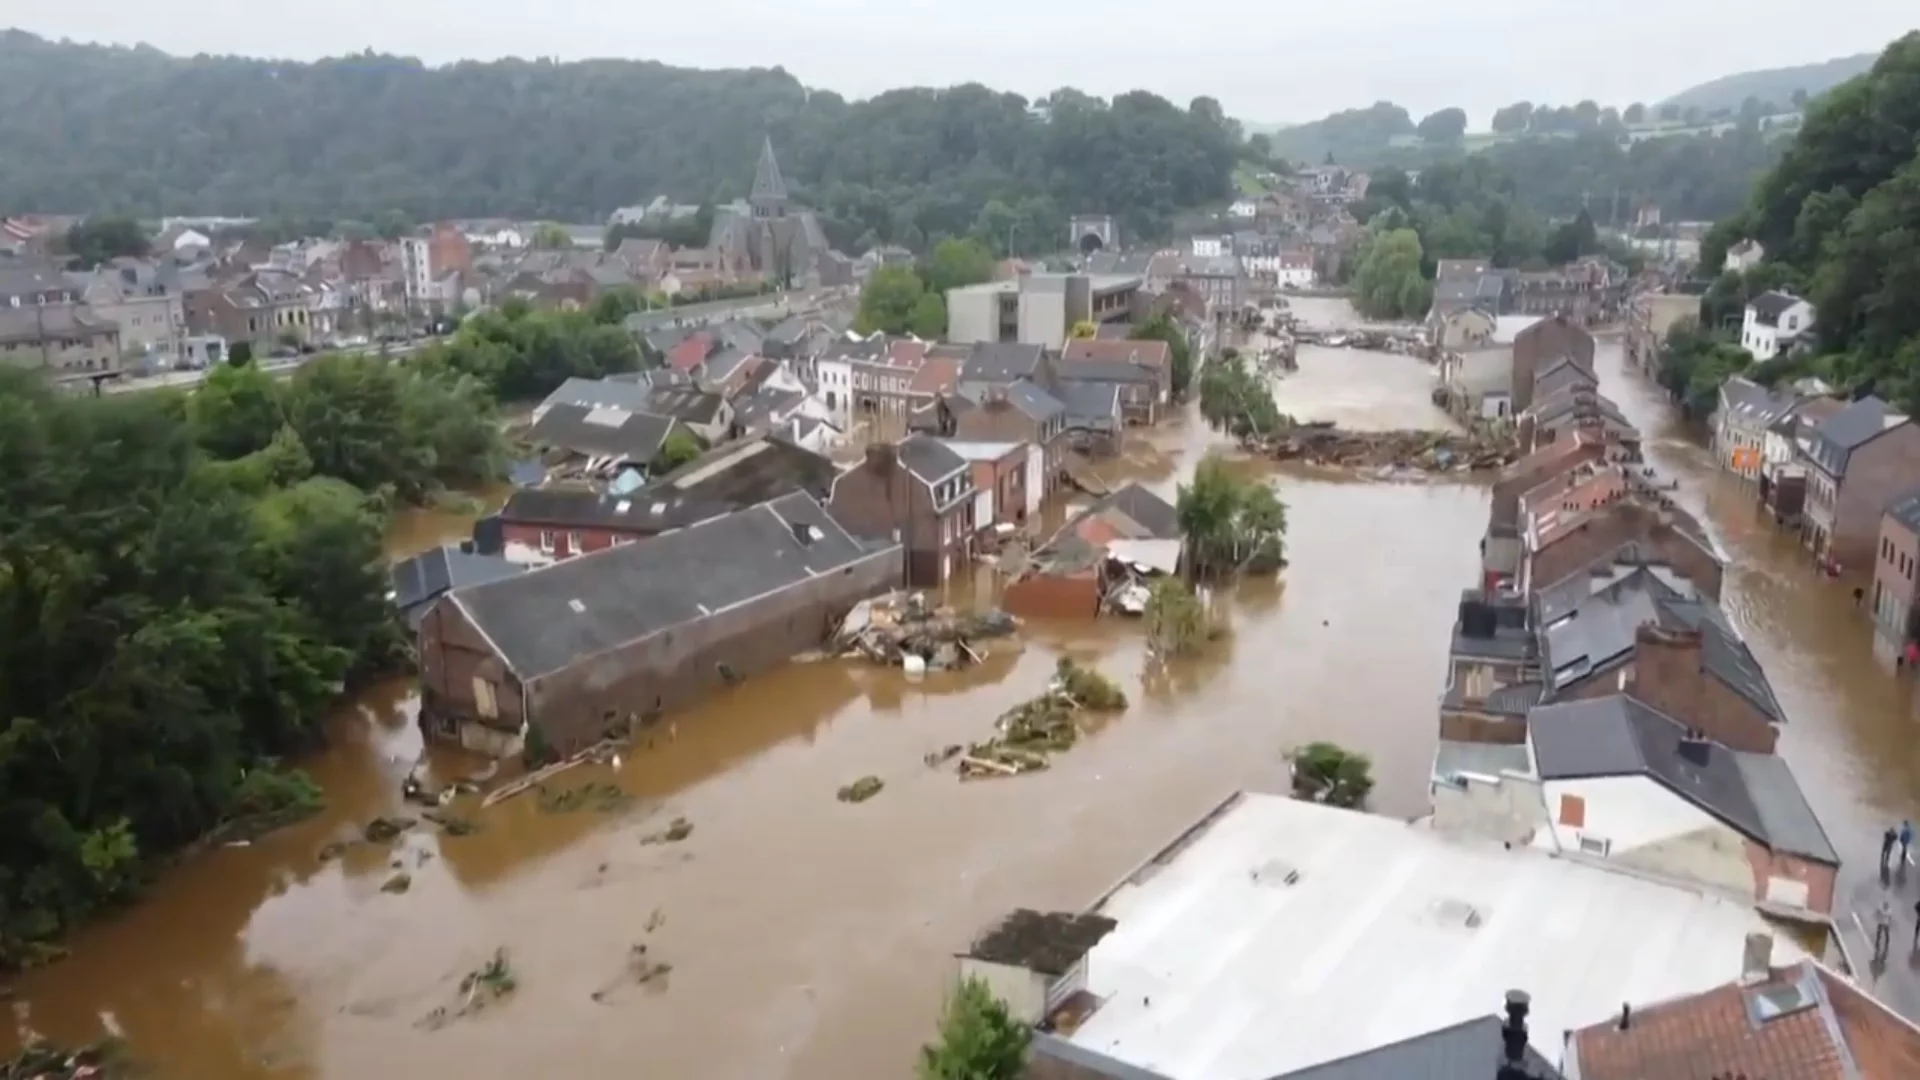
[
  {"left": 1883, "top": 826, "right": 1899, "bottom": 873},
  {"left": 1912, "top": 900, "right": 1920, "bottom": 951},
  {"left": 1874, "top": 898, "right": 1895, "bottom": 961},
  {"left": 1901, "top": 820, "right": 1913, "bottom": 865}
]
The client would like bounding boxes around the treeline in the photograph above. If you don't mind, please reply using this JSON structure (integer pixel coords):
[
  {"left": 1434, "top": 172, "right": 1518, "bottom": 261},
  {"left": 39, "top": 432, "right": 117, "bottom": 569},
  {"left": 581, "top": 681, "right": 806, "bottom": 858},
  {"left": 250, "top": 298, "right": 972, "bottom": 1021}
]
[
  {"left": 419, "top": 298, "right": 647, "bottom": 401},
  {"left": 0, "top": 33, "right": 1239, "bottom": 253},
  {"left": 1689, "top": 33, "right": 1920, "bottom": 409},
  {"left": 0, "top": 355, "right": 505, "bottom": 966}
]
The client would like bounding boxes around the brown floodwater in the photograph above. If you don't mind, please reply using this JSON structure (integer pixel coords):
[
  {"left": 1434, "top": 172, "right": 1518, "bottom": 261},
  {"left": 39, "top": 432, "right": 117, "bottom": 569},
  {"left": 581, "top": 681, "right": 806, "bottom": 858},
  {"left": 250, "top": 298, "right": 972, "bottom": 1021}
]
[{"left": 8, "top": 308, "right": 1919, "bottom": 1074}]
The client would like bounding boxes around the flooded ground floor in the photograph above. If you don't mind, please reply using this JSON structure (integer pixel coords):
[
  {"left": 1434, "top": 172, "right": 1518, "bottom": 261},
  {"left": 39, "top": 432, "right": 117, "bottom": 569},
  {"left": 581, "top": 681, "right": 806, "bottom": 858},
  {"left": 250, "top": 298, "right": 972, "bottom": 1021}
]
[{"left": 12, "top": 307, "right": 1920, "bottom": 1075}]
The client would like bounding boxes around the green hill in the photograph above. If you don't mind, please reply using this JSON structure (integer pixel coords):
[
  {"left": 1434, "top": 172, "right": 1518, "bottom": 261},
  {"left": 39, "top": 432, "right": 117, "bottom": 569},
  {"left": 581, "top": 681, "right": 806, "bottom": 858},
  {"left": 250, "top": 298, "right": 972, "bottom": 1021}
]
[{"left": 1658, "top": 52, "right": 1878, "bottom": 114}]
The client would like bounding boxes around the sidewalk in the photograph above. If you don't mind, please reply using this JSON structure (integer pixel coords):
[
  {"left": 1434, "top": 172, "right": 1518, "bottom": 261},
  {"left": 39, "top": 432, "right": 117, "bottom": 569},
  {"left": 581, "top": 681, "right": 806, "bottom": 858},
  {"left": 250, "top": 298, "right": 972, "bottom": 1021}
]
[{"left": 1834, "top": 853, "right": 1920, "bottom": 1017}]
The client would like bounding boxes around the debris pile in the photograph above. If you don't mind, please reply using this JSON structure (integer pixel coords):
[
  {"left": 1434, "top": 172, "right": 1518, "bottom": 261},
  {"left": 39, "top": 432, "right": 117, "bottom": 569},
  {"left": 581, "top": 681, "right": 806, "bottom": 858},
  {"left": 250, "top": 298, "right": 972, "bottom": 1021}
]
[
  {"left": 640, "top": 816, "right": 695, "bottom": 845},
  {"left": 3, "top": 1041, "right": 128, "bottom": 1080},
  {"left": 958, "top": 659, "right": 1128, "bottom": 778},
  {"left": 535, "top": 781, "right": 633, "bottom": 815},
  {"left": 836, "top": 776, "right": 885, "bottom": 803},
  {"left": 1246, "top": 425, "right": 1517, "bottom": 473},
  {"left": 1295, "top": 327, "right": 1429, "bottom": 355},
  {"left": 833, "top": 591, "right": 1020, "bottom": 670},
  {"left": 419, "top": 949, "right": 518, "bottom": 1031}
]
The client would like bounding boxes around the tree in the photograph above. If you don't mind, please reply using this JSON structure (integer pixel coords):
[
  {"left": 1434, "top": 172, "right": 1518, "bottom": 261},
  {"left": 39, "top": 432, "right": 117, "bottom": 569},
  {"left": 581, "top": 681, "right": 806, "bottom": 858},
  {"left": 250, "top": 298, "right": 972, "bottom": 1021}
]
[
  {"left": 1246, "top": 132, "right": 1274, "bottom": 160},
  {"left": 59, "top": 216, "right": 150, "bottom": 268},
  {"left": 1197, "top": 353, "right": 1282, "bottom": 437},
  {"left": 1069, "top": 320, "right": 1097, "bottom": 340},
  {"left": 420, "top": 303, "right": 644, "bottom": 400},
  {"left": 1144, "top": 578, "right": 1221, "bottom": 659},
  {"left": 917, "top": 978, "right": 1029, "bottom": 1080},
  {"left": 1350, "top": 227, "right": 1430, "bottom": 321},
  {"left": 652, "top": 428, "right": 704, "bottom": 474},
  {"left": 920, "top": 238, "right": 996, "bottom": 296},
  {"left": 228, "top": 340, "right": 254, "bottom": 366},
  {"left": 855, "top": 266, "right": 932, "bottom": 336},
  {"left": 1287, "top": 742, "right": 1374, "bottom": 808},
  {"left": 1416, "top": 107, "right": 1468, "bottom": 143},
  {"left": 1131, "top": 315, "right": 1195, "bottom": 398},
  {"left": 1489, "top": 102, "right": 1533, "bottom": 134},
  {"left": 188, "top": 363, "right": 284, "bottom": 459},
  {"left": 1623, "top": 102, "right": 1647, "bottom": 126},
  {"left": 530, "top": 224, "right": 573, "bottom": 249},
  {"left": 1543, "top": 209, "right": 1599, "bottom": 264},
  {"left": 1177, "top": 452, "right": 1288, "bottom": 579},
  {"left": 908, "top": 293, "right": 948, "bottom": 339},
  {"left": 1659, "top": 102, "right": 1682, "bottom": 122},
  {"left": 1791, "top": 87, "right": 1810, "bottom": 109},
  {"left": 0, "top": 34, "right": 1240, "bottom": 252}
]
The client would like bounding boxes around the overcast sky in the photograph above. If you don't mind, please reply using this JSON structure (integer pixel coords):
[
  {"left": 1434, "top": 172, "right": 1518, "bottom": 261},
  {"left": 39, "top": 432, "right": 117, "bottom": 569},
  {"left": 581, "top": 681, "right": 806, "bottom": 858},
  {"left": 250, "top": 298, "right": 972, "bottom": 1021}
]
[{"left": 9, "top": 4, "right": 1917, "bottom": 126}]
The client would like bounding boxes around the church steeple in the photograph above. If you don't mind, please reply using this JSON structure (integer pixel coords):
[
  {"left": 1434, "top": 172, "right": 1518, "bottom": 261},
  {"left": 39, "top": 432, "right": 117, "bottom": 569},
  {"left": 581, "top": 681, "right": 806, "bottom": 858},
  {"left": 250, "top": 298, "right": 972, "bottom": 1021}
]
[{"left": 750, "top": 136, "right": 789, "bottom": 218}]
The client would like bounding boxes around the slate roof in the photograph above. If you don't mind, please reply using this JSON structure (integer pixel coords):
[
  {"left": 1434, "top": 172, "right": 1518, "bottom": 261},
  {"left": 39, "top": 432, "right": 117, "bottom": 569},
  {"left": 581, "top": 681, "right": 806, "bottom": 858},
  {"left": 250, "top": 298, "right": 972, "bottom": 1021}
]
[
  {"left": 451, "top": 492, "right": 876, "bottom": 679},
  {"left": 527, "top": 403, "right": 676, "bottom": 462},
  {"left": 962, "top": 341, "right": 1046, "bottom": 383},
  {"left": 1804, "top": 395, "right": 1900, "bottom": 478},
  {"left": 1269, "top": 1014, "right": 1563, "bottom": 1080},
  {"left": 895, "top": 434, "right": 969, "bottom": 486},
  {"left": 1748, "top": 290, "right": 1801, "bottom": 327},
  {"left": 1887, "top": 487, "right": 1920, "bottom": 536},
  {"left": 1529, "top": 695, "right": 1835, "bottom": 863},
  {"left": 1719, "top": 375, "right": 1803, "bottom": 430},
  {"left": 646, "top": 386, "right": 726, "bottom": 425},
  {"left": 389, "top": 546, "right": 523, "bottom": 627},
  {"left": 645, "top": 433, "right": 839, "bottom": 508},
  {"left": 1057, "top": 357, "right": 1160, "bottom": 385},
  {"left": 1568, "top": 959, "right": 1920, "bottom": 1080},
  {"left": 1541, "top": 566, "right": 1688, "bottom": 689},
  {"left": 1062, "top": 381, "right": 1123, "bottom": 432},
  {"left": 498, "top": 485, "right": 723, "bottom": 533},
  {"left": 538, "top": 376, "right": 657, "bottom": 417}
]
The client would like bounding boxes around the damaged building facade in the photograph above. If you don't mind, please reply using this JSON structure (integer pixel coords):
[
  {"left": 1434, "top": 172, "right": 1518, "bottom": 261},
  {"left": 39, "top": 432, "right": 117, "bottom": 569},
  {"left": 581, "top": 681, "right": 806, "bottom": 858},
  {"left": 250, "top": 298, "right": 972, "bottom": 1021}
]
[{"left": 417, "top": 492, "right": 899, "bottom": 757}]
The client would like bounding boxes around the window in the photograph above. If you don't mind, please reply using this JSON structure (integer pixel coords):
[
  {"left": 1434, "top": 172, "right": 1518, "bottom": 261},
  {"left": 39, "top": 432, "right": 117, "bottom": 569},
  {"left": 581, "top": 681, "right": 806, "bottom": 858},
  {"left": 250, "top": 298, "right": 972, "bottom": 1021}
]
[
  {"left": 1558, "top": 793, "right": 1586, "bottom": 828},
  {"left": 566, "top": 531, "right": 583, "bottom": 554},
  {"left": 538, "top": 530, "right": 556, "bottom": 553},
  {"left": 1577, "top": 835, "right": 1611, "bottom": 856},
  {"left": 472, "top": 677, "right": 499, "bottom": 719}
]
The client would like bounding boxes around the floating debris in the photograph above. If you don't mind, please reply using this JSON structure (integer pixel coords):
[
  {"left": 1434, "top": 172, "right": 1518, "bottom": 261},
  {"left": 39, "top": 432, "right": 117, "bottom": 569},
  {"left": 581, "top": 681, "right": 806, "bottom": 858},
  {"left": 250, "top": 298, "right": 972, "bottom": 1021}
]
[
  {"left": 419, "top": 949, "right": 517, "bottom": 1031},
  {"left": 832, "top": 591, "right": 1019, "bottom": 670},
  {"left": 362, "top": 816, "right": 415, "bottom": 843},
  {"left": 535, "top": 782, "right": 633, "bottom": 815},
  {"left": 1245, "top": 424, "right": 1517, "bottom": 474},
  {"left": 2, "top": 1040, "right": 129, "bottom": 1080},
  {"left": 422, "top": 810, "right": 480, "bottom": 836},
  {"left": 590, "top": 943, "right": 673, "bottom": 1004},
  {"left": 836, "top": 776, "right": 885, "bottom": 803},
  {"left": 381, "top": 872, "right": 413, "bottom": 894},
  {"left": 923, "top": 745, "right": 964, "bottom": 768},
  {"left": 640, "top": 816, "right": 694, "bottom": 845},
  {"left": 959, "top": 659, "right": 1127, "bottom": 779}
]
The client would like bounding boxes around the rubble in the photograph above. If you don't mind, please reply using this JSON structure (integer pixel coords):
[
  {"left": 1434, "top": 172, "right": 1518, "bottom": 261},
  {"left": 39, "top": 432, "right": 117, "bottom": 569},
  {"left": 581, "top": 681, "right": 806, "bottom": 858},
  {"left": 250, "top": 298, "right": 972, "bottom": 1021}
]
[
  {"left": 958, "top": 659, "right": 1128, "bottom": 779},
  {"left": 640, "top": 816, "right": 695, "bottom": 845},
  {"left": 831, "top": 591, "right": 1020, "bottom": 670},
  {"left": 1294, "top": 327, "right": 1430, "bottom": 356},
  {"left": 3, "top": 1040, "right": 129, "bottom": 1080},
  {"left": 836, "top": 776, "right": 885, "bottom": 803},
  {"left": 362, "top": 816, "right": 415, "bottom": 843},
  {"left": 1244, "top": 424, "right": 1518, "bottom": 474},
  {"left": 534, "top": 781, "right": 633, "bottom": 814}
]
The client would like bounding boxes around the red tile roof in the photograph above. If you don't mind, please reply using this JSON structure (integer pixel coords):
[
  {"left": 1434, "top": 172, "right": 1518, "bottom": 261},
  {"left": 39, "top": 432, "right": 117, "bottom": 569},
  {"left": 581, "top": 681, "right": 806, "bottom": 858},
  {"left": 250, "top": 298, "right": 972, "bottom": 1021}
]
[
  {"left": 666, "top": 332, "right": 714, "bottom": 373},
  {"left": 909, "top": 354, "right": 962, "bottom": 396},
  {"left": 1569, "top": 960, "right": 1920, "bottom": 1080},
  {"left": 884, "top": 339, "right": 930, "bottom": 370}
]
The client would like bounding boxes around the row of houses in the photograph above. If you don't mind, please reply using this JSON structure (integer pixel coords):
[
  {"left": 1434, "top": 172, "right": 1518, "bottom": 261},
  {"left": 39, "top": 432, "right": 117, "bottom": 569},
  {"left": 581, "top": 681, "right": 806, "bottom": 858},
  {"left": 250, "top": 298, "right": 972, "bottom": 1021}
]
[
  {"left": 1429, "top": 255, "right": 1633, "bottom": 330},
  {"left": 941, "top": 318, "right": 1915, "bottom": 1080}
]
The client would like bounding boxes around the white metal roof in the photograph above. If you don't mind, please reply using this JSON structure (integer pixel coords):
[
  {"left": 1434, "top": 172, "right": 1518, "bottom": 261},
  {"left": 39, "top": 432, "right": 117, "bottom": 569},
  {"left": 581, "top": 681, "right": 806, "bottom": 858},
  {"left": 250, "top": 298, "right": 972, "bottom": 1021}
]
[{"left": 1067, "top": 792, "right": 1807, "bottom": 1080}]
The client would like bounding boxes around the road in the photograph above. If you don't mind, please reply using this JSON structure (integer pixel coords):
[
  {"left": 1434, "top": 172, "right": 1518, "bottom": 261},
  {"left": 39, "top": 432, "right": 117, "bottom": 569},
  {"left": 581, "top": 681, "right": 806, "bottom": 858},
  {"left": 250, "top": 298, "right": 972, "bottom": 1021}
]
[{"left": 100, "top": 340, "right": 431, "bottom": 395}]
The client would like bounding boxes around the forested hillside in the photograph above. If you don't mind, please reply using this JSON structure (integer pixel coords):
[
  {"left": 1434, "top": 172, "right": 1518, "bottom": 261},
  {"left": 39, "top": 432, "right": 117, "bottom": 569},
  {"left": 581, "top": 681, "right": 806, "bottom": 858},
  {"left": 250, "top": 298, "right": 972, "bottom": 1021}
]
[
  {"left": 1668, "top": 33, "right": 1920, "bottom": 410},
  {"left": 1657, "top": 52, "right": 1878, "bottom": 115},
  {"left": 0, "top": 31, "right": 1239, "bottom": 251}
]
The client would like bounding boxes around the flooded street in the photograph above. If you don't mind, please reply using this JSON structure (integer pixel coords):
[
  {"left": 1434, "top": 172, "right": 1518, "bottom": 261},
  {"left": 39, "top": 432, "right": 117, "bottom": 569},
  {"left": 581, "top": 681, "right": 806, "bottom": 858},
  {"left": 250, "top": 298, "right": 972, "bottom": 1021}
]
[{"left": 12, "top": 302, "right": 1917, "bottom": 1076}]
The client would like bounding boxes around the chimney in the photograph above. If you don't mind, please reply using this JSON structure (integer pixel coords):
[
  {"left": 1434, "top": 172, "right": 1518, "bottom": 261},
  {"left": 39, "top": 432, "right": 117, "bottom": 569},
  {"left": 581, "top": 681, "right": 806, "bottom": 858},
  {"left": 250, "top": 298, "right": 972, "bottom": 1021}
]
[
  {"left": 1678, "top": 727, "right": 1712, "bottom": 767},
  {"left": 791, "top": 520, "right": 814, "bottom": 546},
  {"left": 1740, "top": 932, "right": 1773, "bottom": 986},
  {"left": 1617, "top": 1002, "right": 1631, "bottom": 1030},
  {"left": 1496, "top": 990, "right": 1532, "bottom": 1080}
]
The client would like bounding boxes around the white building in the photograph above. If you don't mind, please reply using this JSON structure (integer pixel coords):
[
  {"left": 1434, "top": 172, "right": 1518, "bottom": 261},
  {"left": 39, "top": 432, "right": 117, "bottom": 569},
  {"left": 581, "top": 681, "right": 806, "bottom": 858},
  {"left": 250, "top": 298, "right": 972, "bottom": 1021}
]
[
  {"left": 1227, "top": 199, "right": 1259, "bottom": 219},
  {"left": 1015, "top": 791, "right": 1810, "bottom": 1080},
  {"left": 1723, "top": 238, "right": 1765, "bottom": 273},
  {"left": 1740, "top": 291, "right": 1814, "bottom": 360},
  {"left": 398, "top": 236, "right": 433, "bottom": 309},
  {"left": 1189, "top": 234, "right": 1231, "bottom": 258}
]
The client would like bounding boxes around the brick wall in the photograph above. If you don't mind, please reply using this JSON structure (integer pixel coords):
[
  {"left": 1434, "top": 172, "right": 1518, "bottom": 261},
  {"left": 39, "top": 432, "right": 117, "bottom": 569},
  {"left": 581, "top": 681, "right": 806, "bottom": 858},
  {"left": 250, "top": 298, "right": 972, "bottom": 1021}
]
[
  {"left": 1743, "top": 842, "right": 1838, "bottom": 916},
  {"left": 1627, "top": 625, "right": 1779, "bottom": 754}
]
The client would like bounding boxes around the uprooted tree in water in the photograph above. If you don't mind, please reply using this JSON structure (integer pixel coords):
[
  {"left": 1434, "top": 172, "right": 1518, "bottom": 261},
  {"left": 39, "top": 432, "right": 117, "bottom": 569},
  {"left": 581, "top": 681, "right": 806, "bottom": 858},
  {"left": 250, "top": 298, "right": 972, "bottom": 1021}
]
[
  {"left": 1287, "top": 742, "right": 1375, "bottom": 809},
  {"left": 917, "top": 976, "right": 1031, "bottom": 1080},
  {"left": 1177, "top": 452, "right": 1288, "bottom": 580},
  {"left": 1197, "top": 351, "right": 1287, "bottom": 438},
  {"left": 1144, "top": 578, "right": 1227, "bottom": 659}
]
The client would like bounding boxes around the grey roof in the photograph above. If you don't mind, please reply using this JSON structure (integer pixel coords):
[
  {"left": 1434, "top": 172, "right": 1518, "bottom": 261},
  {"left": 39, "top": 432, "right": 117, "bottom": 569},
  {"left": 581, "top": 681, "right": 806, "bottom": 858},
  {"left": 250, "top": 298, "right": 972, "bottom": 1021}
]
[
  {"left": 1268, "top": 1014, "right": 1562, "bottom": 1080},
  {"left": 526, "top": 403, "right": 676, "bottom": 462},
  {"left": 499, "top": 485, "right": 726, "bottom": 533},
  {"left": 1533, "top": 359, "right": 1597, "bottom": 402},
  {"left": 895, "top": 434, "right": 969, "bottom": 486},
  {"left": 1062, "top": 381, "right": 1123, "bottom": 432},
  {"left": 1089, "top": 483, "right": 1183, "bottom": 538},
  {"left": 1888, "top": 487, "right": 1920, "bottom": 535},
  {"left": 1805, "top": 394, "right": 1899, "bottom": 478},
  {"left": 452, "top": 492, "right": 875, "bottom": 679},
  {"left": 645, "top": 433, "right": 839, "bottom": 507},
  {"left": 1528, "top": 695, "right": 1836, "bottom": 863},
  {"left": 390, "top": 546, "right": 523, "bottom": 627},
  {"left": 1057, "top": 357, "right": 1159, "bottom": 385},
  {"left": 1748, "top": 290, "right": 1800, "bottom": 326},
  {"left": 0, "top": 259, "right": 77, "bottom": 303},
  {"left": 1660, "top": 596, "right": 1786, "bottom": 724},
  {"left": 0, "top": 303, "right": 118, "bottom": 344},
  {"left": 1452, "top": 623, "right": 1537, "bottom": 663},
  {"left": 539, "top": 376, "right": 657, "bottom": 416},
  {"left": 1005, "top": 378, "right": 1067, "bottom": 422},
  {"left": 1541, "top": 567, "right": 1686, "bottom": 690},
  {"left": 646, "top": 386, "right": 726, "bottom": 425},
  {"left": 962, "top": 341, "right": 1046, "bottom": 383},
  {"left": 1717, "top": 375, "right": 1803, "bottom": 430}
]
